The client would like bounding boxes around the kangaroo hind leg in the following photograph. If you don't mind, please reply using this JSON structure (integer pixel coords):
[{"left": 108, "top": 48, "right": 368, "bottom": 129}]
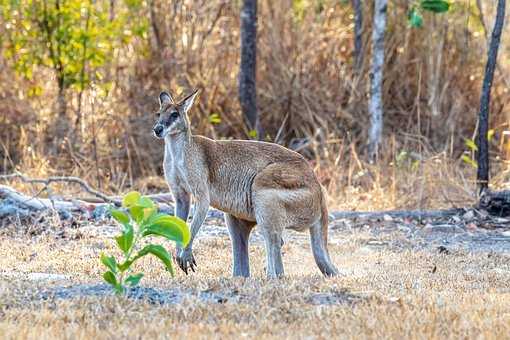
[{"left": 225, "top": 214, "right": 255, "bottom": 277}]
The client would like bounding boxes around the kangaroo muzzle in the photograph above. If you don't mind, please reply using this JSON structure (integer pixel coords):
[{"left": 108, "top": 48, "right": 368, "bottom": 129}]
[{"left": 153, "top": 124, "right": 164, "bottom": 138}]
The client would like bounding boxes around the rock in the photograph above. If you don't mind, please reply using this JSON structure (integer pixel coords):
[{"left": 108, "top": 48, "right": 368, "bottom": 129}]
[{"left": 462, "top": 210, "right": 475, "bottom": 221}]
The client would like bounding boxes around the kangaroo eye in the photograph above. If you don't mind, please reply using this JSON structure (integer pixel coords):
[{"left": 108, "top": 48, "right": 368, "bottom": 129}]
[
  {"left": 155, "top": 112, "right": 160, "bottom": 117},
  {"left": 170, "top": 111, "right": 179, "bottom": 119}
]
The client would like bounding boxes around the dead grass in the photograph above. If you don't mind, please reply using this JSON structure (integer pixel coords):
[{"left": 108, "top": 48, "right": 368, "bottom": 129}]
[{"left": 1, "top": 221, "right": 509, "bottom": 339}]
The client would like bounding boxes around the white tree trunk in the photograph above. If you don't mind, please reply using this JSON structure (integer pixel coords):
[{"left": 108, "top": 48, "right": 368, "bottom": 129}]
[{"left": 368, "top": 0, "right": 388, "bottom": 162}]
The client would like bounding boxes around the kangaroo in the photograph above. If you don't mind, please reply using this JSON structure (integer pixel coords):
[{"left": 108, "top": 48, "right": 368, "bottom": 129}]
[{"left": 153, "top": 89, "right": 338, "bottom": 278}]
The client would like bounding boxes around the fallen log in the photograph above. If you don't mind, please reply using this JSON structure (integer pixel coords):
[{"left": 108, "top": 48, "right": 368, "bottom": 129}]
[{"left": 0, "top": 185, "right": 175, "bottom": 220}]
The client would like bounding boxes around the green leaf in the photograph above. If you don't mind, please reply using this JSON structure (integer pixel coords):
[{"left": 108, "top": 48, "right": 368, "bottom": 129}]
[
  {"left": 135, "top": 244, "right": 174, "bottom": 276},
  {"left": 143, "top": 207, "right": 157, "bottom": 222},
  {"left": 144, "top": 215, "right": 190, "bottom": 247},
  {"left": 100, "top": 253, "right": 117, "bottom": 273},
  {"left": 125, "top": 273, "right": 144, "bottom": 287},
  {"left": 138, "top": 196, "right": 155, "bottom": 208},
  {"left": 122, "top": 191, "right": 141, "bottom": 208},
  {"left": 461, "top": 155, "right": 478, "bottom": 168},
  {"left": 408, "top": 8, "right": 423, "bottom": 28},
  {"left": 248, "top": 129, "right": 258, "bottom": 139},
  {"left": 115, "top": 225, "right": 134, "bottom": 254},
  {"left": 464, "top": 138, "right": 478, "bottom": 152},
  {"left": 488, "top": 129, "right": 495, "bottom": 142},
  {"left": 103, "top": 271, "right": 117, "bottom": 286},
  {"left": 110, "top": 208, "right": 130, "bottom": 224},
  {"left": 420, "top": 0, "right": 450, "bottom": 13},
  {"left": 117, "top": 260, "right": 132, "bottom": 272},
  {"left": 130, "top": 206, "right": 144, "bottom": 224}
]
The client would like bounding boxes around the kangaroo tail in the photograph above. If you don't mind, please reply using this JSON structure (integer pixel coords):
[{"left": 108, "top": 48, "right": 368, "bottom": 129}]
[{"left": 310, "top": 187, "right": 339, "bottom": 276}]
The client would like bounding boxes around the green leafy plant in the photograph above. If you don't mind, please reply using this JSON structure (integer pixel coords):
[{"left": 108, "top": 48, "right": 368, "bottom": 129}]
[
  {"left": 100, "top": 191, "right": 190, "bottom": 294},
  {"left": 408, "top": 0, "right": 451, "bottom": 28}
]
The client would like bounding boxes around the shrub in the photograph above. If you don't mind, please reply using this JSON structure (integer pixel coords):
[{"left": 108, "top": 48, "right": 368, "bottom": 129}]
[{"left": 100, "top": 191, "right": 190, "bottom": 294}]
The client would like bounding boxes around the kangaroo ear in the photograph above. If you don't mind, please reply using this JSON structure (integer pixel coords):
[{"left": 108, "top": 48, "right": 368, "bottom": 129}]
[
  {"left": 179, "top": 89, "right": 200, "bottom": 114},
  {"left": 159, "top": 91, "right": 174, "bottom": 107}
]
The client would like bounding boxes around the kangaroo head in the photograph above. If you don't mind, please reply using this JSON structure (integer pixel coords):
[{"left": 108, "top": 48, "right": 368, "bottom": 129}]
[{"left": 153, "top": 89, "right": 199, "bottom": 139}]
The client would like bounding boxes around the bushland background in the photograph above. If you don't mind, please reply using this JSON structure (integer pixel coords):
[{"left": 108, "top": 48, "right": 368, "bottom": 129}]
[{"left": 1, "top": 0, "right": 509, "bottom": 211}]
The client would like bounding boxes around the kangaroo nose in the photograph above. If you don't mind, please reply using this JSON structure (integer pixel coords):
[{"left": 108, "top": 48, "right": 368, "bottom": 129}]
[{"left": 153, "top": 124, "right": 164, "bottom": 137}]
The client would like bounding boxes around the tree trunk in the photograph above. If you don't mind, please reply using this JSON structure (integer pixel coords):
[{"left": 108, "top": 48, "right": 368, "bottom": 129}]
[
  {"left": 54, "top": 80, "right": 69, "bottom": 152},
  {"left": 476, "top": 0, "right": 506, "bottom": 194},
  {"left": 368, "top": 0, "right": 387, "bottom": 162},
  {"left": 238, "top": 0, "right": 260, "bottom": 138},
  {"left": 351, "top": 0, "right": 363, "bottom": 73}
]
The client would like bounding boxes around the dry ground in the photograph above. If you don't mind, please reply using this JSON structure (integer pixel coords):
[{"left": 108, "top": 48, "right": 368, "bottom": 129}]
[{"left": 0, "top": 215, "right": 510, "bottom": 339}]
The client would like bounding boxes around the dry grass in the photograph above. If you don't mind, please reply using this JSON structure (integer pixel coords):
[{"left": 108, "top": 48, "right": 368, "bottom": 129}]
[{"left": 1, "top": 219, "right": 509, "bottom": 339}]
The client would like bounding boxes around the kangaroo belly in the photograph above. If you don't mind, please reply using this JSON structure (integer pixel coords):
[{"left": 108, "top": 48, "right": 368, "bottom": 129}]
[{"left": 208, "top": 173, "right": 256, "bottom": 222}]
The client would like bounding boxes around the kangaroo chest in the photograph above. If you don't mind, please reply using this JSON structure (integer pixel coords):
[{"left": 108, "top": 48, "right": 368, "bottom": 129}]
[{"left": 164, "top": 139, "right": 256, "bottom": 222}]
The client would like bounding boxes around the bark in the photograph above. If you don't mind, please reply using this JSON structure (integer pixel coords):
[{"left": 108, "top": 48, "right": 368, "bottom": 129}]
[
  {"left": 352, "top": 0, "right": 363, "bottom": 73},
  {"left": 476, "top": 0, "right": 506, "bottom": 193},
  {"left": 239, "top": 0, "right": 260, "bottom": 137},
  {"left": 368, "top": 0, "right": 387, "bottom": 162}
]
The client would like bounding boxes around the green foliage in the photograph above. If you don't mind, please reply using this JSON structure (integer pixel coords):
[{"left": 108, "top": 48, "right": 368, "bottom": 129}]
[
  {"left": 0, "top": 0, "right": 148, "bottom": 95},
  {"left": 408, "top": 9, "right": 424, "bottom": 28},
  {"left": 461, "top": 130, "right": 494, "bottom": 168},
  {"left": 248, "top": 129, "right": 258, "bottom": 139},
  {"left": 408, "top": 0, "right": 451, "bottom": 28},
  {"left": 209, "top": 113, "right": 222, "bottom": 125},
  {"left": 100, "top": 191, "right": 190, "bottom": 294}
]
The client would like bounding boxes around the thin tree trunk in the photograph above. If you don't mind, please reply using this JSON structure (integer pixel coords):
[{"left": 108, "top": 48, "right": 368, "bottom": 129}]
[
  {"left": 149, "top": 0, "right": 163, "bottom": 50},
  {"left": 54, "top": 80, "right": 68, "bottom": 150},
  {"left": 239, "top": 0, "right": 261, "bottom": 138},
  {"left": 352, "top": 0, "right": 363, "bottom": 73},
  {"left": 476, "top": 0, "right": 506, "bottom": 194},
  {"left": 368, "top": 0, "right": 387, "bottom": 162},
  {"left": 75, "top": 0, "right": 92, "bottom": 142}
]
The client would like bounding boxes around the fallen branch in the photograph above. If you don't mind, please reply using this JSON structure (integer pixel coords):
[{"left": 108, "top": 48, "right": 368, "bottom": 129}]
[
  {"left": 0, "top": 185, "right": 84, "bottom": 219},
  {"left": 0, "top": 185, "right": 175, "bottom": 220},
  {"left": 0, "top": 172, "right": 120, "bottom": 205}
]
